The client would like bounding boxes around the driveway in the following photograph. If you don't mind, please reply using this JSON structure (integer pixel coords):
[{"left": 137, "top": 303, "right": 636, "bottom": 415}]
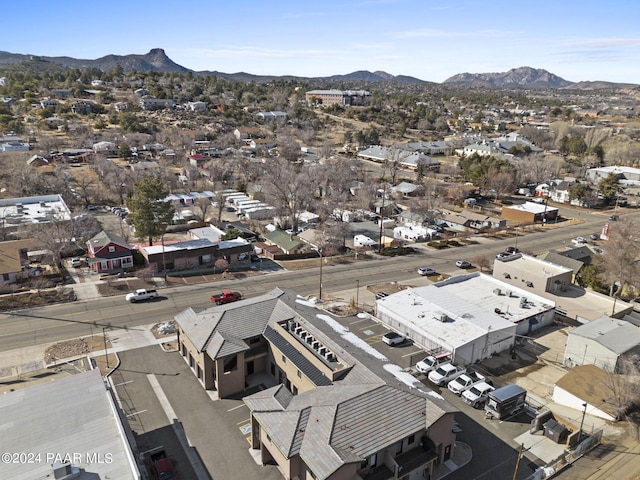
[{"left": 111, "top": 346, "right": 282, "bottom": 480}]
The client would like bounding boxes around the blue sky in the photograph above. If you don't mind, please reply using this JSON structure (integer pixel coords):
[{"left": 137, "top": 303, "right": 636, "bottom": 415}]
[{"left": 3, "top": 0, "right": 640, "bottom": 83}]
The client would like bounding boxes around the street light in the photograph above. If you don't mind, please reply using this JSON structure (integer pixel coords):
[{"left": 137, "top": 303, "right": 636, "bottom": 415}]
[
  {"left": 318, "top": 248, "right": 323, "bottom": 300},
  {"left": 356, "top": 279, "right": 360, "bottom": 307}
]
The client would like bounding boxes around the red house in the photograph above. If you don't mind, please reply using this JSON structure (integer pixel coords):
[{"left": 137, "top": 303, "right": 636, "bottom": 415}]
[{"left": 86, "top": 231, "right": 134, "bottom": 274}]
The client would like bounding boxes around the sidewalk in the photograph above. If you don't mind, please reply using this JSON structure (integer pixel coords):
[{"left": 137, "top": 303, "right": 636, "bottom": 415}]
[{"left": 0, "top": 321, "right": 172, "bottom": 383}]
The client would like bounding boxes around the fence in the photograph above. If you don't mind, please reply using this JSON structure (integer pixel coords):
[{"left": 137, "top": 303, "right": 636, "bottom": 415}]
[{"left": 522, "top": 429, "right": 603, "bottom": 480}]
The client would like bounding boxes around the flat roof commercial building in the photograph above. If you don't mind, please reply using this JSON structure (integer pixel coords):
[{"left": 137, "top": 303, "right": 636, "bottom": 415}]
[{"left": 375, "top": 273, "right": 556, "bottom": 365}]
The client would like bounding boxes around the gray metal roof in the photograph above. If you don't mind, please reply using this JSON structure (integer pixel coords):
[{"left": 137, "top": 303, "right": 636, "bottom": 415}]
[
  {"left": 569, "top": 316, "right": 640, "bottom": 354},
  {"left": 243, "top": 384, "right": 292, "bottom": 412},
  {"left": 331, "top": 385, "right": 428, "bottom": 458},
  {"left": 175, "top": 289, "right": 285, "bottom": 352},
  {"left": 0, "top": 370, "right": 138, "bottom": 479}
]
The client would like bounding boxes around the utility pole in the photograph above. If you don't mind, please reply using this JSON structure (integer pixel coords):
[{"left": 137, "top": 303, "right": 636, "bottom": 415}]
[
  {"left": 378, "top": 183, "right": 386, "bottom": 253},
  {"left": 512, "top": 443, "right": 524, "bottom": 480}
]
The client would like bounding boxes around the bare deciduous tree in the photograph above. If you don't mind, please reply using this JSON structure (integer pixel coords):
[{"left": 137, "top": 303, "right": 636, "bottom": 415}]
[
  {"left": 260, "top": 158, "right": 316, "bottom": 232},
  {"left": 596, "top": 218, "right": 640, "bottom": 298}
]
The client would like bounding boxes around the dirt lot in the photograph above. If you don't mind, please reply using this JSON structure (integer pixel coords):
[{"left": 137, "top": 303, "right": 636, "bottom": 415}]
[{"left": 0, "top": 288, "right": 76, "bottom": 311}]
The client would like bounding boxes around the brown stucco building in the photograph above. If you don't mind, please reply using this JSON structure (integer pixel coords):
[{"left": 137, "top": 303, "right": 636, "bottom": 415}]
[{"left": 175, "top": 288, "right": 459, "bottom": 480}]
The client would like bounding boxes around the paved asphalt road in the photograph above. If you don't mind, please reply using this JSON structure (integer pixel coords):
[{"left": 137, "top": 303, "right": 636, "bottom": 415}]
[{"left": 0, "top": 205, "right": 635, "bottom": 353}]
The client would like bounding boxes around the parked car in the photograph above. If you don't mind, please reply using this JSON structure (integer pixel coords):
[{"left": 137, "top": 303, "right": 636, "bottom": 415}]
[
  {"left": 382, "top": 331, "right": 406, "bottom": 346},
  {"left": 462, "top": 381, "right": 495, "bottom": 408},
  {"left": 505, "top": 246, "right": 519, "bottom": 254},
  {"left": 590, "top": 233, "right": 599, "bottom": 241},
  {"left": 428, "top": 363, "right": 467, "bottom": 386},
  {"left": 609, "top": 215, "right": 618, "bottom": 221},
  {"left": 417, "top": 266, "right": 436, "bottom": 276},
  {"left": 455, "top": 260, "right": 472, "bottom": 269},
  {"left": 71, "top": 257, "right": 82, "bottom": 268},
  {"left": 495, "top": 252, "right": 510, "bottom": 260},
  {"left": 447, "top": 371, "right": 486, "bottom": 395},
  {"left": 375, "top": 292, "right": 389, "bottom": 300},
  {"left": 571, "top": 237, "right": 587, "bottom": 245},
  {"left": 415, "top": 354, "right": 451, "bottom": 374}
]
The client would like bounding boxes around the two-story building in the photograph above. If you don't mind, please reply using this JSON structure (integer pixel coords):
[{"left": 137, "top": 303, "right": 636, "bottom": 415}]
[
  {"left": 86, "top": 231, "right": 134, "bottom": 274},
  {"left": 175, "top": 287, "right": 459, "bottom": 480}
]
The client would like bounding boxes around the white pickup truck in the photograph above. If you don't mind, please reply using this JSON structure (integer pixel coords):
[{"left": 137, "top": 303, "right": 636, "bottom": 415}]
[
  {"left": 428, "top": 363, "right": 467, "bottom": 386},
  {"left": 461, "top": 381, "right": 495, "bottom": 408},
  {"left": 125, "top": 288, "right": 159, "bottom": 303},
  {"left": 447, "top": 371, "right": 486, "bottom": 395},
  {"left": 415, "top": 354, "right": 451, "bottom": 374}
]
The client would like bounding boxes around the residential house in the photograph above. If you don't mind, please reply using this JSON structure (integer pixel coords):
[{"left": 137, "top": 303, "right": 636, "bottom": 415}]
[
  {"left": 86, "top": 231, "right": 133, "bottom": 274},
  {"left": 400, "top": 141, "right": 454, "bottom": 156},
  {"left": 264, "top": 230, "right": 307, "bottom": 255},
  {"left": 234, "top": 127, "right": 262, "bottom": 141},
  {"left": 249, "top": 138, "right": 277, "bottom": 150},
  {"left": 175, "top": 287, "right": 458, "bottom": 480},
  {"left": 70, "top": 101, "right": 92, "bottom": 115},
  {"left": 256, "top": 111, "right": 287, "bottom": 122},
  {"left": 0, "top": 239, "right": 43, "bottom": 284},
  {"left": 139, "top": 97, "right": 176, "bottom": 110},
  {"left": 391, "top": 181, "right": 419, "bottom": 197},
  {"left": 186, "top": 101, "right": 207, "bottom": 111},
  {"left": 50, "top": 88, "right": 72, "bottom": 99},
  {"left": 437, "top": 208, "right": 505, "bottom": 232},
  {"left": 40, "top": 99, "right": 58, "bottom": 109},
  {"left": 93, "top": 141, "right": 117, "bottom": 155}
]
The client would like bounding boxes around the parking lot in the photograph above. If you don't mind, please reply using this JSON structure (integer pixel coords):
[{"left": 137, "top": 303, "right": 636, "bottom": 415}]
[
  {"left": 110, "top": 346, "right": 283, "bottom": 480},
  {"left": 110, "top": 311, "right": 557, "bottom": 480}
]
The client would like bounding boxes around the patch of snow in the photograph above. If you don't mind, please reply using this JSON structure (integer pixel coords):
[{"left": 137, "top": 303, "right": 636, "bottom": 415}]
[
  {"left": 296, "top": 297, "right": 316, "bottom": 308},
  {"left": 316, "top": 314, "right": 388, "bottom": 361}
]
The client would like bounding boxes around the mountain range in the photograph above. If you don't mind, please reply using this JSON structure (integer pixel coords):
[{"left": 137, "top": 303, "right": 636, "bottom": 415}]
[{"left": 0, "top": 49, "right": 636, "bottom": 90}]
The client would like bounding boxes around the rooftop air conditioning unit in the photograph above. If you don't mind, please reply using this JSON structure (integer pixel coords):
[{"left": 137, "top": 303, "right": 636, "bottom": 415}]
[
  {"left": 520, "top": 297, "right": 528, "bottom": 307},
  {"left": 324, "top": 352, "right": 335, "bottom": 362},
  {"left": 294, "top": 326, "right": 303, "bottom": 335},
  {"left": 439, "top": 313, "right": 448, "bottom": 322},
  {"left": 493, "top": 288, "right": 502, "bottom": 296},
  {"left": 319, "top": 346, "right": 327, "bottom": 355},
  {"left": 505, "top": 290, "right": 512, "bottom": 297},
  {"left": 306, "top": 336, "right": 314, "bottom": 344},
  {"left": 311, "top": 341, "right": 320, "bottom": 350},
  {"left": 300, "top": 331, "right": 308, "bottom": 340},
  {"left": 287, "top": 320, "right": 296, "bottom": 331}
]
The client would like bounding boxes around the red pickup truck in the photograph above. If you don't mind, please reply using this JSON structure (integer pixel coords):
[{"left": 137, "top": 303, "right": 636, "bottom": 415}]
[{"left": 211, "top": 290, "right": 242, "bottom": 304}]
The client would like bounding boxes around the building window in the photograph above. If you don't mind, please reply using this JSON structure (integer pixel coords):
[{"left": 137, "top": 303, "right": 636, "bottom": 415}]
[
  {"left": 281, "top": 354, "right": 286, "bottom": 363},
  {"left": 108, "top": 246, "right": 115, "bottom": 253},
  {"left": 270, "top": 362, "right": 275, "bottom": 375},
  {"left": 408, "top": 434, "right": 415, "bottom": 445},
  {"left": 292, "top": 385, "right": 298, "bottom": 395},
  {"left": 395, "top": 440, "right": 403, "bottom": 455},
  {"left": 297, "top": 370, "right": 301, "bottom": 378}
]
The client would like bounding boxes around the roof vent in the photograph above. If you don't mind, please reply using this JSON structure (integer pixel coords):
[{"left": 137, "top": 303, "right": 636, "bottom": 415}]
[{"left": 493, "top": 288, "right": 502, "bottom": 296}]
